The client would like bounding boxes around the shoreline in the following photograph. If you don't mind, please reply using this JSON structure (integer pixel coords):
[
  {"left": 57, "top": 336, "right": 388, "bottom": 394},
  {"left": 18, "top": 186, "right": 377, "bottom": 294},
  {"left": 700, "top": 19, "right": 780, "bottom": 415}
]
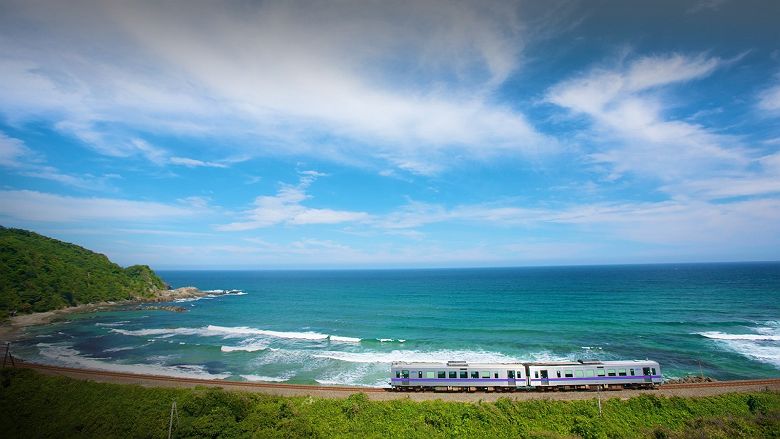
[{"left": 0, "top": 287, "right": 208, "bottom": 342}]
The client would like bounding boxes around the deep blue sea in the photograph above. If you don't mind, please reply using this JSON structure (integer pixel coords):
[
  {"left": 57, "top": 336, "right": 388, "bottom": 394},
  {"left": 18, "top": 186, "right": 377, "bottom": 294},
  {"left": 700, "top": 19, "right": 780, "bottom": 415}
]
[{"left": 12, "top": 263, "right": 780, "bottom": 386}]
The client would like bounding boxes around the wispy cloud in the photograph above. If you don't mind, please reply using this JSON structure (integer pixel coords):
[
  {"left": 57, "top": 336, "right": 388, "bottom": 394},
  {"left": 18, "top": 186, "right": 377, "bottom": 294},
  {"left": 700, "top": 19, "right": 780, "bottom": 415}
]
[
  {"left": 0, "top": 131, "right": 115, "bottom": 190},
  {"left": 0, "top": 190, "right": 200, "bottom": 222},
  {"left": 0, "top": 0, "right": 557, "bottom": 174},
  {"left": 217, "top": 172, "right": 369, "bottom": 231},
  {"left": 757, "top": 74, "right": 780, "bottom": 113},
  {"left": 545, "top": 52, "right": 758, "bottom": 193}
]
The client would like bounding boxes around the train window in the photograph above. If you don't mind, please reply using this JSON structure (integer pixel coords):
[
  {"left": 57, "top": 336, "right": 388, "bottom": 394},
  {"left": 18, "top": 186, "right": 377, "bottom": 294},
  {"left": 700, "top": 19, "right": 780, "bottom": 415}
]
[
  {"left": 564, "top": 370, "right": 573, "bottom": 378},
  {"left": 418, "top": 371, "right": 423, "bottom": 379},
  {"left": 618, "top": 369, "right": 627, "bottom": 376},
  {"left": 471, "top": 371, "right": 479, "bottom": 379},
  {"left": 556, "top": 370, "right": 561, "bottom": 378},
  {"left": 449, "top": 371, "right": 457, "bottom": 379},
  {"left": 438, "top": 371, "right": 446, "bottom": 379},
  {"left": 460, "top": 371, "right": 468, "bottom": 379},
  {"left": 425, "top": 371, "right": 435, "bottom": 379},
  {"left": 508, "top": 370, "right": 515, "bottom": 379},
  {"left": 494, "top": 372, "right": 499, "bottom": 378},
  {"left": 575, "top": 370, "right": 583, "bottom": 378},
  {"left": 517, "top": 371, "right": 523, "bottom": 378},
  {"left": 652, "top": 368, "right": 656, "bottom": 375},
  {"left": 607, "top": 369, "right": 616, "bottom": 376},
  {"left": 534, "top": 371, "right": 539, "bottom": 378},
  {"left": 643, "top": 367, "right": 651, "bottom": 376},
  {"left": 402, "top": 370, "right": 409, "bottom": 378},
  {"left": 481, "top": 371, "right": 490, "bottom": 379},
  {"left": 597, "top": 369, "right": 605, "bottom": 377},
  {"left": 395, "top": 371, "right": 400, "bottom": 378},
  {"left": 630, "top": 369, "right": 635, "bottom": 376},
  {"left": 585, "top": 369, "right": 594, "bottom": 377}
]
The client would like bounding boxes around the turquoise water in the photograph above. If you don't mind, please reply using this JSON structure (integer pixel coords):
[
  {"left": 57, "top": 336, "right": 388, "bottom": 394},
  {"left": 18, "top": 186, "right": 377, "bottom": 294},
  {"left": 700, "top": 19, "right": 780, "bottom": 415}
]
[{"left": 12, "top": 263, "right": 780, "bottom": 386}]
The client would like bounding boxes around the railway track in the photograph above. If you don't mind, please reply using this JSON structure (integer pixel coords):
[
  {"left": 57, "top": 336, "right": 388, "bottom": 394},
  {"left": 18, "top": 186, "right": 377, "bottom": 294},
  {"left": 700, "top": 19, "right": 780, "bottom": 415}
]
[{"left": 7, "top": 359, "right": 780, "bottom": 393}]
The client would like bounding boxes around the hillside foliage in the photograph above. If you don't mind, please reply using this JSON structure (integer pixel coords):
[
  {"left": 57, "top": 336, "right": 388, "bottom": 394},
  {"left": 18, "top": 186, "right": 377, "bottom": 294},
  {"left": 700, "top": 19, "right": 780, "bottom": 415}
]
[
  {"left": 0, "top": 369, "right": 778, "bottom": 438},
  {"left": 0, "top": 226, "right": 165, "bottom": 315}
]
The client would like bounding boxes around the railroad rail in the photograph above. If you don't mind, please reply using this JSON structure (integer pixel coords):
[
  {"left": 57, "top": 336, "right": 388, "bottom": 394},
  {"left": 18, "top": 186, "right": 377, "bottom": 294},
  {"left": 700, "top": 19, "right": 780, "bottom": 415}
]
[{"left": 5, "top": 359, "right": 779, "bottom": 393}]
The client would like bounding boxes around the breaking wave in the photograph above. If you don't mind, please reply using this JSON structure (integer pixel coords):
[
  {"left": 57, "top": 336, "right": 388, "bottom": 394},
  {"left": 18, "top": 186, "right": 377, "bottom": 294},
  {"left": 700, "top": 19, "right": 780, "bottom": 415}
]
[{"left": 35, "top": 343, "right": 230, "bottom": 379}]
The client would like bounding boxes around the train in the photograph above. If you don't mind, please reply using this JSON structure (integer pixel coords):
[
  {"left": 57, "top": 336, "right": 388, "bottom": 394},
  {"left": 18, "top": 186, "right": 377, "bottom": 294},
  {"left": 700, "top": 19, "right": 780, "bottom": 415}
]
[{"left": 390, "top": 359, "right": 662, "bottom": 391}]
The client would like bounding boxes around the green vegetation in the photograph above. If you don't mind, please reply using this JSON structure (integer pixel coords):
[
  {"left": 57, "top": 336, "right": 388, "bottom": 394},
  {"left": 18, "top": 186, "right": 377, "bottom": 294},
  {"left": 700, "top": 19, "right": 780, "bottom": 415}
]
[
  {"left": 0, "top": 226, "right": 166, "bottom": 316},
  {"left": 0, "top": 369, "right": 777, "bottom": 438}
]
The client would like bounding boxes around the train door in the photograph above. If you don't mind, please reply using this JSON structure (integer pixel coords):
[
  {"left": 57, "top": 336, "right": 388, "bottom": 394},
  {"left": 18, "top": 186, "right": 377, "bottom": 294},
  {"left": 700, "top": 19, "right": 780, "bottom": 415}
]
[
  {"left": 507, "top": 370, "right": 515, "bottom": 386},
  {"left": 643, "top": 367, "right": 651, "bottom": 383},
  {"left": 540, "top": 369, "right": 549, "bottom": 386}
]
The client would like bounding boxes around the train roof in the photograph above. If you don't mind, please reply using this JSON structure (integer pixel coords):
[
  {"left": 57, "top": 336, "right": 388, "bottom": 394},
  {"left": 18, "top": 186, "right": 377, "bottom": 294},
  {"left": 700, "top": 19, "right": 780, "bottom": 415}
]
[{"left": 391, "top": 359, "right": 658, "bottom": 368}]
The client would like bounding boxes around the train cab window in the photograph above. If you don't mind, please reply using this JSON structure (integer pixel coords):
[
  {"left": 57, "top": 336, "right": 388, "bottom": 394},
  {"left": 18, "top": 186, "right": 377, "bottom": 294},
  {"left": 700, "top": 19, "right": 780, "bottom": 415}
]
[
  {"left": 481, "top": 371, "right": 490, "bottom": 379},
  {"left": 575, "top": 370, "right": 584, "bottom": 378},
  {"left": 460, "top": 371, "right": 468, "bottom": 379},
  {"left": 402, "top": 370, "right": 409, "bottom": 378},
  {"left": 471, "top": 371, "right": 479, "bottom": 379},
  {"left": 630, "top": 369, "right": 635, "bottom": 376},
  {"left": 395, "top": 371, "right": 400, "bottom": 378},
  {"left": 449, "top": 371, "right": 457, "bottom": 379},
  {"left": 618, "top": 369, "right": 627, "bottom": 376},
  {"left": 418, "top": 371, "right": 423, "bottom": 379},
  {"left": 438, "top": 371, "right": 446, "bottom": 379},
  {"left": 607, "top": 369, "right": 616, "bottom": 376},
  {"left": 564, "top": 370, "right": 573, "bottom": 378},
  {"left": 643, "top": 367, "right": 651, "bottom": 376},
  {"left": 556, "top": 370, "right": 561, "bottom": 378},
  {"left": 586, "top": 369, "right": 595, "bottom": 378},
  {"left": 425, "top": 371, "right": 435, "bottom": 379},
  {"left": 597, "top": 368, "right": 605, "bottom": 377},
  {"left": 652, "top": 368, "right": 656, "bottom": 375},
  {"left": 534, "top": 371, "right": 539, "bottom": 378}
]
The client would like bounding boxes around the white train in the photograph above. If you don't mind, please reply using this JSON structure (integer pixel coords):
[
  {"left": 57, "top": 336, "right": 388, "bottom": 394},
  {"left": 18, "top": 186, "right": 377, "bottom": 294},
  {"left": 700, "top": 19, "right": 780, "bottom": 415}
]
[{"left": 390, "top": 359, "right": 661, "bottom": 391}]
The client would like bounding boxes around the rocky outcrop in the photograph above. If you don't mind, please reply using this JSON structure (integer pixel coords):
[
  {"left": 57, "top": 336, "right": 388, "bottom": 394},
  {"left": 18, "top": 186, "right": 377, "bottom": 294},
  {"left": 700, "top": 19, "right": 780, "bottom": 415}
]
[
  {"left": 665, "top": 375, "right": 718, "bottom": 384},
  {"left": 147, "top": 287, "right": 206, "bottom": 302},
  {"left": 137, "top": 305, "right": 187, "bottom": 313}
]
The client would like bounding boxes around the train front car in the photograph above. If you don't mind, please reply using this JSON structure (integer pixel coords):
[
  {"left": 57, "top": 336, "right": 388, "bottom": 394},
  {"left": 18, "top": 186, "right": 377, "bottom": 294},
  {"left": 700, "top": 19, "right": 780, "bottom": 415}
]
[
  {"left": 527, "top": 360, "right": 662, "bottom": 390},
  {"left": 390, "top": 361, "right": 528, "bottom": 391}
]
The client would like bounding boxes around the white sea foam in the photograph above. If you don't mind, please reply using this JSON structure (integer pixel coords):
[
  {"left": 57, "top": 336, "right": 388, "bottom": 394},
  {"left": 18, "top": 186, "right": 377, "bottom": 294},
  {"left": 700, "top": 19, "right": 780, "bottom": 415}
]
[
  {"left": 698, "top": 323, "right": 780, "bottom": 369},
  {"left": 241, "top": 372, "right": 294, "bottom": 382},
  {"left": 313, "top": 349, "right": 519, "bottom": 364},
  {"left": 103, "top": 346, "right": 135, "bottom": 353},
  {"left": 35, "top": 343, "right": 230, "bottom": 379},
  {"left": 698, "top": 331, "right": 780, "bottom": 341},
  {"left": 329, "top": 335, "right": 361, "bottom": 343},
  {"left": 110, "top": 324, "right": 361, "bottom": 343},
  {"left": 221, "top": 340, "right": 269, "bottom": 352},
  {"left": 376, "top": 338, "right": 405, "bottom": 343},
  {"left": 174, "top": 290, "right": 247, "bottom": 303},
  {"left": 95, "top": 321, "right": 129, "bottom": 327}
]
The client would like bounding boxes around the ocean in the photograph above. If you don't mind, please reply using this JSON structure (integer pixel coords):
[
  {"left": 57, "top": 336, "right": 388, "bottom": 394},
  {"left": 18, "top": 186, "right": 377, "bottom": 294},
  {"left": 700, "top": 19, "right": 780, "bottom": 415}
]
[{"left": 11, "top": 263, "right": 780, "bottom": 387}]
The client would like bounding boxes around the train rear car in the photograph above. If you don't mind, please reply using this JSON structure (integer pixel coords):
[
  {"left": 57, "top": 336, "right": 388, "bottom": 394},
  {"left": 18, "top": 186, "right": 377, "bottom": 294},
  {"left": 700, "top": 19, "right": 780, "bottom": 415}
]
[
  {"left": 390, "top": 360, "right": 528, "bottom": 391},
  {"left": 526, "top": 360, "right": 661, "bottom": 390}
]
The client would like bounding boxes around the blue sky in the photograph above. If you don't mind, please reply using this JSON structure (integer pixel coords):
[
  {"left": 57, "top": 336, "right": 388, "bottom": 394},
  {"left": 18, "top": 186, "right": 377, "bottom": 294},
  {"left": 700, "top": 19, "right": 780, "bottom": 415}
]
[{"left": 1, "top": 0, "right": 779, "bottom": 269}]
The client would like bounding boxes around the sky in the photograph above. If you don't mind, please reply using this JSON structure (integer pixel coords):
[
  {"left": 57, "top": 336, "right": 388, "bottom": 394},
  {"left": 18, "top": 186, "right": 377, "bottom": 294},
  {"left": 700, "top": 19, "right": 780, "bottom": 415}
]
[{"left": 1, "top": 0, "right": 779, "bottom": 269}]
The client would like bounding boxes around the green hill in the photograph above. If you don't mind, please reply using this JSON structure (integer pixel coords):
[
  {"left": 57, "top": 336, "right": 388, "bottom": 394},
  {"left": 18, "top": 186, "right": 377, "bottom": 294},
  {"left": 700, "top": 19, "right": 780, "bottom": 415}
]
[{"left": 0, "top": 226, "right": 166, "bottom": 316}]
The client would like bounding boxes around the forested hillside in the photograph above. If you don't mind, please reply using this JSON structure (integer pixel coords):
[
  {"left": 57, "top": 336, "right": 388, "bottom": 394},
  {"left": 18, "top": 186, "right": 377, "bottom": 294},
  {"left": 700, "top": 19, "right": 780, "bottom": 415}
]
[{"left": 0, "top": 226, "right": 166, "bottom": 316}]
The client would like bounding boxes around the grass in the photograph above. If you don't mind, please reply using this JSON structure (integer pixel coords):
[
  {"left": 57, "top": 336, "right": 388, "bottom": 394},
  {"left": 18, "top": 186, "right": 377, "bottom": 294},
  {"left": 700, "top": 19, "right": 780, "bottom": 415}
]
[{"left": 0, "top": 369, "right": 778, "bottom": 438}]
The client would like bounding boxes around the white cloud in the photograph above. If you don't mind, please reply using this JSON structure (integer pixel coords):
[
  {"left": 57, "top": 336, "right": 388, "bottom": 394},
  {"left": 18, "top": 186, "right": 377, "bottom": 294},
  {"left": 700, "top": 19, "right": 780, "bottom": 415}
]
[
  {"left": 218, "top": 173, "right": 368, "bottom": 231},
  {"left": 758, "top": 79, "right": 780, "bottom": 113},
  {"left": 546, "top": 52, "right": 755, "bottom": 189},
  {"left": 0, "top": 0, "right": 555, "bottom": 174},
  {"left": 0, "top": 190, "right": 198, "bottom": 222},
  {"left": 0, "top": 131, "right": 113, "bottom": 190}
]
